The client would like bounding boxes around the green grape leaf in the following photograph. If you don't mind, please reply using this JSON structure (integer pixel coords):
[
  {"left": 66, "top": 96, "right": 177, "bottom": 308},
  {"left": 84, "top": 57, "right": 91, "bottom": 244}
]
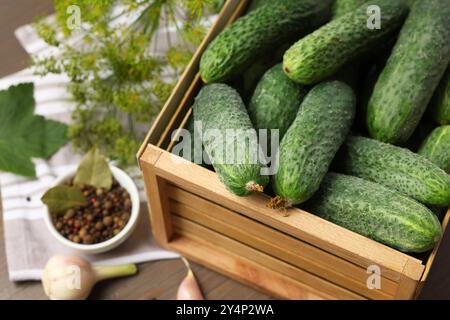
[
  {"left": 0, "top": 83, "right": 69, "bottom": 177},
  {"left": 41, "top": 185, "right": 87, "bottom": 214},
  {"left": 74, "top": 147, "right": 112, "bottom": 190}
]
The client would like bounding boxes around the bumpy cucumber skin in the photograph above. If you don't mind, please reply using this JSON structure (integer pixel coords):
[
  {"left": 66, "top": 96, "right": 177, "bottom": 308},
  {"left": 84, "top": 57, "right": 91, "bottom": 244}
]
[
  {"left": 340, "top": 136, "right": 450, "bottom": 206},
  {"left": 367, "top": 0, "right": 450, "bottom": 144},
  {"left": 332, "top": 0, "right": 367, "bottom": 18},
  {"left": 246, "top": 0, "right": 271, "bottom": 13},
  {"left": 430, "top": 67, "right": 450, "bottom": 125},
  {"left": 405, "top": 0, "right": 418, "bottom": 7},
  {"left": 418, "top": 126, "right": 450, "bottom": 173},
  {"left": 193, "top": 84, "right": 268, "bottom": 196},
  {"left": 200, "top": 0, "right": 333, "bottom": 83},
  {"left": 248, "top": 64, "right": 308, "bottom": 142},
  {"left": 229, "top": 53, "right": 277, "bottom": 104},
  {"left": 283, "top": 0, "right": 408, "bottom": 85},
  {"left": 273, "top": 81, "right": 355, "bottom": 205},
  {"left": 306, "top": 173, "right": 442, "bottom": 253}
]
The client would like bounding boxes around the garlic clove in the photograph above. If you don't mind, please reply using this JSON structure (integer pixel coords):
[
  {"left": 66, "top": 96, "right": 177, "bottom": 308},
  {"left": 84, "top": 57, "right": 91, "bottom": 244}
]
[{"left": 177, "top": 257, "right": 204, "bottom": 300}]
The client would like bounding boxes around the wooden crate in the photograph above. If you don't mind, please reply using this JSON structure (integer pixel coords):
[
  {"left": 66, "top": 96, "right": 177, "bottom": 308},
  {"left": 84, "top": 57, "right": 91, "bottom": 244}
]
[{"left": 137, "top": 0, "right": 450, "bottom": 300}]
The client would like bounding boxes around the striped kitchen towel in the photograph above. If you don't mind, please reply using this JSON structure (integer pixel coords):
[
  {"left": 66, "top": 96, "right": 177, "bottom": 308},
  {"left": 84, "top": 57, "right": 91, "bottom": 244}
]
[{"left": 0, "top": 19, "right": 181, "bottom": 281}]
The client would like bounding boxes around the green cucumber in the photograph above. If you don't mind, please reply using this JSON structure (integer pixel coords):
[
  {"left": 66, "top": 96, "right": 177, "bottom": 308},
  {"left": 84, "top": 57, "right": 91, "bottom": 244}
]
[
  {"left": 306, "top": 173, "right": 442, "bottom": 253},
  {"left": 200, "top": 0, "right": 333, "bottom": 83},
  {"left": 356, "top": 61, "right": 386, "bottom": 134},
  {"left": 332, "top": 0, "right": 367, "bottom": 18},
  {"left": 179, "top": 115, "right": 212, "bottom": 169},
  {"left": 418, "top": 125, "right": 450, "bottom": 173},
  {"left": 193, "top": 83, "right": 268, "bottom": 196},
  {"left": 339, "top": 136, "right": 450, "bottom": 206},
  {"left": 330, "top": 1, "right": 365, "bottom": 109},
  {"left": 248, "top": 64, "right": 308, "bottom": 147},
  {"left": 236, "top": 55, "right": 276, "bottom": 103},
  {"left": 367, "top": 0, "right": 450, "bottom": 144},
  {"left": 283, "top": 0, "right": 408, "bottom": 85},
  {"left": 430, "top": 67, "right": 450, "bottom": 125},
  {"left": 272, "top": 81, "right": 355, "bottom": 206}
]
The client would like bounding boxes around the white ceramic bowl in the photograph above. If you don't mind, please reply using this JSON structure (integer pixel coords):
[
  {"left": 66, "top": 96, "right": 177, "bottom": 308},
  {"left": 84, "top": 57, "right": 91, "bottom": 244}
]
[{"left": 44, "top": 166, "right": 140, "bottom": 254}]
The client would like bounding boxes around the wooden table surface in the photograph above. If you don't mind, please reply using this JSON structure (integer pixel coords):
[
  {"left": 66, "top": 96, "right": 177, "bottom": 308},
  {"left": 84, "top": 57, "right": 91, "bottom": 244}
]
[{"left": 0, "top": 0, "right": 448, "bottom": 300}]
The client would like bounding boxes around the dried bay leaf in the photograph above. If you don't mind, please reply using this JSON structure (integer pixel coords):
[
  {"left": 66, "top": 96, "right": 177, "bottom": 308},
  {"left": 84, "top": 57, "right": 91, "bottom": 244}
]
[
  {"left": 41, "top": 185, "right": 87, "bottom": 214},
  {"left": 74, "top": 147, "right": 112, "bottom": 190}
]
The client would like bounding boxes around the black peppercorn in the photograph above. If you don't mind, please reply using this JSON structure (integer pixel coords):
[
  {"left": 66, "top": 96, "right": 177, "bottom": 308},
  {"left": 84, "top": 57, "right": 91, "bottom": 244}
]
[{"left": 52, "top": 178, "right": 131, "bottom": 245}]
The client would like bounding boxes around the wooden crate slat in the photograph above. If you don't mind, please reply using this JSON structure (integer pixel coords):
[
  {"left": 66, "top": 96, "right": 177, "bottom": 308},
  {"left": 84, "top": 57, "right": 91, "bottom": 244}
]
[
  {"left": 168, "top": 188, "right": 398, "bottom": 299},
  {"left": 415, "top": 208, "right": 450, "bottom": 297},
  {"left": 169, "top": 234, "right": 329, "bottom": 300},
  {"left": 151, "top": 146, "right": 424, "bottom": 280},
  {"left": 395, "top": 260, "right": 424, "bottom": 300},
  {"left": 169, "top": 198, "right": 397, "bottom": 298},
  {"left": 139, "top": 147, "right": 174, "bottom": 244},
  {"left": 157, "top": 76, "right": 200, "bottom": 150},
  {"left": 172, "top": 216, "right": 367, "bottom": 300}
]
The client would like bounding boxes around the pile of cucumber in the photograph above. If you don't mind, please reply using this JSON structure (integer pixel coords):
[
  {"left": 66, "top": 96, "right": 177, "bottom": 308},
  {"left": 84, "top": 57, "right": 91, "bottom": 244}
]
[{"left": 191, "top": 0, "right": 450, "bottom": 253}]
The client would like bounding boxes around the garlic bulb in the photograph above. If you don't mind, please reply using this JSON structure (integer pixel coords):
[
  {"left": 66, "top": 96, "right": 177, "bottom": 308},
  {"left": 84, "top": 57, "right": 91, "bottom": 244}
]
[{"left": 42, "top": 254, "right": 137, "bottom": 300}]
